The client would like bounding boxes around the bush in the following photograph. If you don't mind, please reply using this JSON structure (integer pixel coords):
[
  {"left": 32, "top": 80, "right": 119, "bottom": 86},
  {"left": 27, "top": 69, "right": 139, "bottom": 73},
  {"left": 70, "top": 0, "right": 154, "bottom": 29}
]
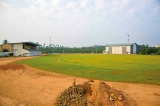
[
  {"left": 5, "top": 54, "right": 10, "bottom": 57},
  {"left": 157, "top": 50, "right": 160, "bottom": 55}
]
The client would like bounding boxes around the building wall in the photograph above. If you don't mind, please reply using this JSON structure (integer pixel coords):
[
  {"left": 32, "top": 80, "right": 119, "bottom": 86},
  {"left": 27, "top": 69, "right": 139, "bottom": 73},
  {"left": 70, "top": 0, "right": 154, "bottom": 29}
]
[
  {"left": 133, "top": 43, "right": 137, "bottom": 54},
  {"left": 106, "top": 47, "right": 109, "bottom": 53},
  {"left": 0, "top": 44, "right": 13, "bottom": 52},
  {"left": 105, "top": 43, "right": 138, "bottom": 54},
  {"left": 106, "top": 46, "right": 126, "bottom": 54},
  {"left": 126, "top": 46, "right": 131, "bottom": 54},
  {"left": 118, "top": 46, "right": 122, "bottom": 54},
  {"left": 105, "top": 45, "right": 136, "bottom": 54},
  {"left": 112, "top": 47, "right": 116, "bottom": 54},
  {"left": 155, "top": 44, "right": 160, "bottom": 48},
  {"left": 13, "top": 43, "right": 29, "bottom": 56}
]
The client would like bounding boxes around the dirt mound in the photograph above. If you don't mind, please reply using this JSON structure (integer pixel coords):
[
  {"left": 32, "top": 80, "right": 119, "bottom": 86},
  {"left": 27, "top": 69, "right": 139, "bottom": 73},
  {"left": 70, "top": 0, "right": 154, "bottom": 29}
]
[
  {"left": 55, "top": 79, "right": 87, "bottom": 106},
  {"left": 0, "top": 64, "right": 25, "bottom": 70},
  {"left": 55, "top": 80, "right": 137, "bottom": 106}
]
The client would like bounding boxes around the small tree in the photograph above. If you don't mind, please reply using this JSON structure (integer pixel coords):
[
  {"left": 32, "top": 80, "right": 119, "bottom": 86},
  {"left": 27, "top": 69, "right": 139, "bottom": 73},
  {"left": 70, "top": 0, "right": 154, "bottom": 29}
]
[
  {"left": 157, "top": 50, "right": 160, "bottom": 55},
  {"left": 3, "top": 39, "right": 9, "bottom": 45}
]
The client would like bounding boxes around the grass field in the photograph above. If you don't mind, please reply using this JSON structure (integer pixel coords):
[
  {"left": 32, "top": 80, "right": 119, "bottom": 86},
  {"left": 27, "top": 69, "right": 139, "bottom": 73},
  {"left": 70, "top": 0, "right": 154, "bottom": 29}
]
[{"left": 15, "top": 54, "right": 160, "bottom": 85}]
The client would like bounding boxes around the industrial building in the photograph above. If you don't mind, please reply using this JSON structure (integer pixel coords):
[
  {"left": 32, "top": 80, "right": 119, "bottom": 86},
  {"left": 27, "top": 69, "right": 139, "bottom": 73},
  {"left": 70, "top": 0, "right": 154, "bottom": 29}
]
[
  {"left": 155, "top": 44, "right": 160, "bottom": 48},
  {"left": 0, "top": 42, "right": 41, "bottom": 56},
  {"left": 105, "top": 43, "right": 139, "bottom": 54},
  {"left": 11, "top": 42, "right": 41, "bottom": 56}
]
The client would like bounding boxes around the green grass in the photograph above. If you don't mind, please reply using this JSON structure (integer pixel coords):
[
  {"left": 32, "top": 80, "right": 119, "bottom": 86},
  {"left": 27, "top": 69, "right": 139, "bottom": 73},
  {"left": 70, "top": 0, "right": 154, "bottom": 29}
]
[{"left": 15, "top": 54, "right": 160, "bottom": 85}]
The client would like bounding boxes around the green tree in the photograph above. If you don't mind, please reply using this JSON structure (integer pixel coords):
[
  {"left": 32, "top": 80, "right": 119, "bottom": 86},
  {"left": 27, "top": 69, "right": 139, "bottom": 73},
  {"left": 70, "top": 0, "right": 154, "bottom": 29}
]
[
  {"left": 3, "top": 39, "right": 9, "bottom": 45},
  {"left": 157, "top": 50, "right": 160, "bottom": 55}
]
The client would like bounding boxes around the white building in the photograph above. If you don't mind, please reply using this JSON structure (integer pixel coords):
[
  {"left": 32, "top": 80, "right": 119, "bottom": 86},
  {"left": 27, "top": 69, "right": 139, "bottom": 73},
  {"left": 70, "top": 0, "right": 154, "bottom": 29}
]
[
  {"left": 10, "top": 42, "right": 41, "bottom": 56},
  {"left": 155, "top": 44, "right": 160, "bottom": 48},
  {"left": 105, "top": 43, "right": 139, "bottom": 54}
]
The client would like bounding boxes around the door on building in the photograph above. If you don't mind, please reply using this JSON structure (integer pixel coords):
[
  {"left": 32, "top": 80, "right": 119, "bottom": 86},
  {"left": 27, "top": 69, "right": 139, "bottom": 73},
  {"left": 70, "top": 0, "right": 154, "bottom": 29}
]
[
  {"left": 109, "top": 47, "right": 112, "bottom": 54},
  {"left": 122, "top": 46, "right": 127, "bottom": 54},
  {"left": 14, "top": 49, "right": 18, "bottom": 56}
]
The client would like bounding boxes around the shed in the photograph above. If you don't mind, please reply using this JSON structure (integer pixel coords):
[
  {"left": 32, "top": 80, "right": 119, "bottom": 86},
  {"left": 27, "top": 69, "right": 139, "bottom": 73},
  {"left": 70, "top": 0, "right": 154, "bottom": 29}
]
[{"left": 105, "top": 43, "right": 138, "bottom": 54}]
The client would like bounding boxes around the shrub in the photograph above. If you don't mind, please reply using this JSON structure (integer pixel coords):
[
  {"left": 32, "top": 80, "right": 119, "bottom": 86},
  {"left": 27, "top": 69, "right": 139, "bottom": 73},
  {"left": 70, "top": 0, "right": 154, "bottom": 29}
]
[{"left": 157, "top": 50, "right": 160, "bottom": 55}]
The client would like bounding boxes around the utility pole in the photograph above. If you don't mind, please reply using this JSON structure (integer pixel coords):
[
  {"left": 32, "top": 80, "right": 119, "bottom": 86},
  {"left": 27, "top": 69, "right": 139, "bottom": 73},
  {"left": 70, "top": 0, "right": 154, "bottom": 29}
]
[{"left": 50, "top": 37, "right": 54, "bottom": 53}]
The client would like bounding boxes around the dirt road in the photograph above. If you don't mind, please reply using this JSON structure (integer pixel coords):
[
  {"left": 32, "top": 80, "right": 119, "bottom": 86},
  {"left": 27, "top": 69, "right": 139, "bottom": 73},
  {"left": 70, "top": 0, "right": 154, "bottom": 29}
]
[{"left": 0, "top": 57, "right": 160, "bottom": 106}]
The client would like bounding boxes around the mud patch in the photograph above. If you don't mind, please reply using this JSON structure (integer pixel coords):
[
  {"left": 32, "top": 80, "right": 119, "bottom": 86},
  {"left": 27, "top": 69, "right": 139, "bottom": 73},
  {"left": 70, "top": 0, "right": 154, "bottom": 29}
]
[{"left": 0, "top": 64, "right": 25, "bottom": 70}]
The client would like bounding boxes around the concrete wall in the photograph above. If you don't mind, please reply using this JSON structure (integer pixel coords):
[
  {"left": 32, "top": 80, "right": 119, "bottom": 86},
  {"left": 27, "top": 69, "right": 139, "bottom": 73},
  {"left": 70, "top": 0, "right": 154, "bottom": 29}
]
[
  {"left": 0, "top": 44, "right": 13, "bottom": 52},
  {"left": 112, "top": 47, "right": 116, "bottom": 54},
  {"left": 126, "top": 46, "right": 131, "bottom": 54},
  {"left": 106, "top": 47, "right": 109, "bottom": 53},
  {"left": 114, "top": 46, "right": 122, "bottom": 54},
  {"left": 13, "top": 43, "right": 29, "bottom": 56},
  {"left": 106, "top": 46, "right": 124, "bottom": 54}
]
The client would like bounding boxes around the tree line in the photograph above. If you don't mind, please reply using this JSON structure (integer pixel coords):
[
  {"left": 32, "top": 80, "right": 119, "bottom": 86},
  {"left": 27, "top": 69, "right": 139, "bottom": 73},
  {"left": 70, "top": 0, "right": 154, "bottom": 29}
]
[
  {"left": 138, "top": 44, "right": 160, "bottom": 55},
  {"left": 1, "top": 39, "right": 160, "bottom": 55},
  {"left": 37, "top": 44, "right": 160, "bottom": 55},
  {"left": 37, "top": 44, "right": 105, "bottom": 54}
]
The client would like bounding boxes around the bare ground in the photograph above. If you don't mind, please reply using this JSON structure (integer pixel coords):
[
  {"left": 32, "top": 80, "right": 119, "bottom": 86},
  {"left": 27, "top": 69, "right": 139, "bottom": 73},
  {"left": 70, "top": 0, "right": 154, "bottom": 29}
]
[{"left": 0, "top": 57, "right": 160, "bottom": 106}]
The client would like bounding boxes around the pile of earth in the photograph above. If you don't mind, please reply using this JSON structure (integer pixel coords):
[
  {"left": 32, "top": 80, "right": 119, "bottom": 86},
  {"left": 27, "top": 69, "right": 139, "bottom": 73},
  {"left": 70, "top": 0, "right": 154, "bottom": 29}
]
[
  {"left": 55, "top": 80, "right": 137, "bottom": 106},
  {"left": 0, "top": 64, "right": 25, "bottom": 70}
]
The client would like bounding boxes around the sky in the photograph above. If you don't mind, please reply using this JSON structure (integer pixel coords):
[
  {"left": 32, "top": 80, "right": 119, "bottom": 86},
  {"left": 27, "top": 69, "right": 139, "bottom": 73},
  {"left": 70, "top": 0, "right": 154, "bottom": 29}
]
[{"left": 0, "top": 0, "right": 160, "bottom": 47}]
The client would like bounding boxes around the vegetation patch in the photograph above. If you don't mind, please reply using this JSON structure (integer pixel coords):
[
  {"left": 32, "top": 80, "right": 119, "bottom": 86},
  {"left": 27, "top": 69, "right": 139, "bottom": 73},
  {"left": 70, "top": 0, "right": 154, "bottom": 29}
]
[{"left": 15, "top": 54, "right": 160, "bottom": 85}]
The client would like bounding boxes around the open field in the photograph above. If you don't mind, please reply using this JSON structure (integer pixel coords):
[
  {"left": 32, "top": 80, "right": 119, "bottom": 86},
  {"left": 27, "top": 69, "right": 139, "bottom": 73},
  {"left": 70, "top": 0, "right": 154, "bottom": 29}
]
[
  {"left": 0, "top": 57, "right": 160, "bottom": 106},
  {"left": 15, "top": 54, "right": 160, "bottom": 85}
]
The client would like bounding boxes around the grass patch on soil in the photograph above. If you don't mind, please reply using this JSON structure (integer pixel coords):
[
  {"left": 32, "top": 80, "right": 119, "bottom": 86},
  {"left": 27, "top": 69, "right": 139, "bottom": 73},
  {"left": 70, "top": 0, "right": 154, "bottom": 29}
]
[{"left": 15, "top": 54, "right": 160, "bottom": 85}]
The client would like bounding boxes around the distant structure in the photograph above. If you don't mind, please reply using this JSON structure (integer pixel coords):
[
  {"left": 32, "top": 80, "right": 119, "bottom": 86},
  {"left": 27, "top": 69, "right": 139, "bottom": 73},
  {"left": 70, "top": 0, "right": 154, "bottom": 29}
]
[
  {"left": 105, "top": 43, "right": 139, "bottom": 54},
  {"left": 10, "top": 42, "right": 41, "bottom": 56},
  {"left": 0, "top": 43, "right": 12, "bottom": 52},
  {"left": 0, "top": 42, "right": 41, "bottom": 56},
  {"left": 155, "top": 44, "right": 160, "bottom": 48},
  {"left": 128, "top": 34, "right": 129, "bottom": 43}
]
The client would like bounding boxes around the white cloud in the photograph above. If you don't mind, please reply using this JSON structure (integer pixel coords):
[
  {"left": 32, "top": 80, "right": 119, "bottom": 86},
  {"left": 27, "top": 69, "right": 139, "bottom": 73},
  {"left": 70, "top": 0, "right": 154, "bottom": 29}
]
[
  {"left": 80, "top": 1, "right": 88, "bottom": 7},
  {"left": 127, "top": 9, "right": 135, "bottom": 15},
  {"left": 94, "top": 0, "right": 106, "bottom": 10},
  {"left": 66, "top": 1, "right": 78, "bottom": 9},
  {"left": 112, "top": 1, "right": 119, "bottom": 7},
  {"left": 0, "top": 0, "right": 160, "bottom": 46},
  {"left": 122, "top": 0, "right": 128, "bottom": 5}
]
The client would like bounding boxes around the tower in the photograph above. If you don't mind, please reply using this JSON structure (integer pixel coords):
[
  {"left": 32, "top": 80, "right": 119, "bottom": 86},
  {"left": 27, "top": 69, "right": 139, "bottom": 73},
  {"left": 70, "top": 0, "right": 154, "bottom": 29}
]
[{"left": 128, "top": 34, "right": 129, "bottom": 43}]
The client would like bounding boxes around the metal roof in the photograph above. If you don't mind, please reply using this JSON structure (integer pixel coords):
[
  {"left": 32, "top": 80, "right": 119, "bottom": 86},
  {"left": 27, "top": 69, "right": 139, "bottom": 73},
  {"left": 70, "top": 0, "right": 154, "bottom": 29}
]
[
  {"left": 10, "top": 42, "right": 41, "bottom": 46},
  {"left": 106, "top": 43, "right": 138, "bottom": 47}
]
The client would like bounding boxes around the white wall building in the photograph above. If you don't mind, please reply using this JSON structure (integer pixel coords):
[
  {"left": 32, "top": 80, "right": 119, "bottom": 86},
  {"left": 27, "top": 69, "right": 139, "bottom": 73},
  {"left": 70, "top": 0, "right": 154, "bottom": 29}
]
[
  {"left": 105, "top": 43, "right": 139, "bottom": 54},
  {"left": 155, "top": 44, "right": 160, "bottom": 48},
  {"left": 10, "top": 42, "right": 41, "bottom": 56}
]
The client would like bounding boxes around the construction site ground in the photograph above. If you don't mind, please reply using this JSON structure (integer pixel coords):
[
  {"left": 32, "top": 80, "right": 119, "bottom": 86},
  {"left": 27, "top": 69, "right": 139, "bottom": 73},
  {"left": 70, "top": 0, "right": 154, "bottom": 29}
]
[{"left": 0, "top": 57, "right": 160, "bottom": 106}]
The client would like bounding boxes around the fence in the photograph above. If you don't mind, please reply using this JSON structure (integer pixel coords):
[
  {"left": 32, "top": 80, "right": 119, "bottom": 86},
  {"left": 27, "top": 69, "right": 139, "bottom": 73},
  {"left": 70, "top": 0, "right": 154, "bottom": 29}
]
[
  {"left": 29, "top": 50, "right": 41, "bottom": 56},
  {"left": 0, "top": 52, "right": 13, "bottom": 57}
]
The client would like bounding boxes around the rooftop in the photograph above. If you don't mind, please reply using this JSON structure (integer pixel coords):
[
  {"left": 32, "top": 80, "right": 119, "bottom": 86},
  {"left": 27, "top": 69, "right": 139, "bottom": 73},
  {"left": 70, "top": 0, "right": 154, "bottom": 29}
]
[
  {"left": 106, "top": 43, "right": 137, "bottom": 47},
  {"left": 10, "top": 42, "right": 41, "bottom": 46}
]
